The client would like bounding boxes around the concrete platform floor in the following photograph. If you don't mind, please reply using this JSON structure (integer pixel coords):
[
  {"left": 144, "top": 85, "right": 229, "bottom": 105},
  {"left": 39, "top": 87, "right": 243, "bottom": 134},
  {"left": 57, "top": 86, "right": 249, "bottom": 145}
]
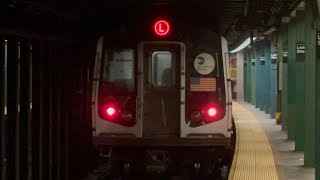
[{"left": 238, "top": 101, "right": 315, "bottom": 180}]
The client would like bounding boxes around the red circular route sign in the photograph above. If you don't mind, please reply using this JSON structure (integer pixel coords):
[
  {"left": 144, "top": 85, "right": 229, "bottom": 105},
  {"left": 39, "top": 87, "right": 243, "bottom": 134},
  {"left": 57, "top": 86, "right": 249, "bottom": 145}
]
[{"left": 154, "top": 20, "right": 170, "bottom": 36}]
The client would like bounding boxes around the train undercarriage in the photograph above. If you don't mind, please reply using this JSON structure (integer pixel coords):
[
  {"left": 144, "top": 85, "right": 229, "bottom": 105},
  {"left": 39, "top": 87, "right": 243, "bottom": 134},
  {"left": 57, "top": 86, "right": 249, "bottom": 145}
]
[{"left": 93, "top": 136, "right": 234, "bottom": 180}]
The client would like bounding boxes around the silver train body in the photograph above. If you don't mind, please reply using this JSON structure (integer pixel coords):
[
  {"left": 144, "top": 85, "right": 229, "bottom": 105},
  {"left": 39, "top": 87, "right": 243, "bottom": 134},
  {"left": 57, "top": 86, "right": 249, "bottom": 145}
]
[{"left": 90, "top": 18, "right": 233, "bottom": 177}]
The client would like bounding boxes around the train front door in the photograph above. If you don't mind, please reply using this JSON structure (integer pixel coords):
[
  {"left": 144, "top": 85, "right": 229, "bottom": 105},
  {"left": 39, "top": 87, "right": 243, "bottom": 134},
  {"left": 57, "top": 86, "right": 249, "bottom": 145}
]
[{"left": 138, "top": 42, "right": 184, "bottom": 138}]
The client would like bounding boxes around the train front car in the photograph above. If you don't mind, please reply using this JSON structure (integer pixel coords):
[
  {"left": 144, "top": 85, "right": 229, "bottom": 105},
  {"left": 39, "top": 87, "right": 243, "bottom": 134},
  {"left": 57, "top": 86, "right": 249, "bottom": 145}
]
[{"left": 91, "top": 17, "right": 233, "bottom": 179}]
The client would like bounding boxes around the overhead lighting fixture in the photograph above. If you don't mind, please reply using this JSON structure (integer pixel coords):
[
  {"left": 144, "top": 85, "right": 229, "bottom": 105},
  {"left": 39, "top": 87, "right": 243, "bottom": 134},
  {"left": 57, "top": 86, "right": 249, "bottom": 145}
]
[{"left": 229, "top": 37, "right": 257, "bottom": 53}]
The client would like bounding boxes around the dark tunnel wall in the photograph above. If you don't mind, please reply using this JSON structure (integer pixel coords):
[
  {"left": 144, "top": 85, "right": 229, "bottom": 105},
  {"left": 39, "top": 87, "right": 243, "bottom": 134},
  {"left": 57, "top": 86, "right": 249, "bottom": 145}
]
[{"left": 0, "top": 34, "right": 96, "bottom": 180}]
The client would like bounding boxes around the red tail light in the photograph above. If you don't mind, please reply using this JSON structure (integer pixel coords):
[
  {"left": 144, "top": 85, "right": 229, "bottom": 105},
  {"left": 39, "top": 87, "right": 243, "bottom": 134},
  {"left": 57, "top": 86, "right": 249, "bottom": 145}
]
[
  {"left": 207, "top": 107, "right": 217, "bottom": 117},
  {"left": 102, "top": 103, "right": 119, "bottom": 120},
  {"left": 106, "top": 107, "right": 116, "bottom": 116},
  {"left": 202, "top": 104, "right": 219, "bottom": 122},
  {"left": 98, "top": 95, "right": 136, "bottom": 127}
]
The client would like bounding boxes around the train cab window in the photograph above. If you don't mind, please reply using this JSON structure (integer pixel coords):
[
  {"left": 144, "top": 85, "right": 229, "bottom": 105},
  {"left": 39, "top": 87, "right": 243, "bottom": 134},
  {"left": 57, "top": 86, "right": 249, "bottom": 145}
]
[
  {"left": 102, "top": 49, "right": 135, "bottom": 92},
  {"left": 151, "top": 51, "right": 174, "bottom": 87}
]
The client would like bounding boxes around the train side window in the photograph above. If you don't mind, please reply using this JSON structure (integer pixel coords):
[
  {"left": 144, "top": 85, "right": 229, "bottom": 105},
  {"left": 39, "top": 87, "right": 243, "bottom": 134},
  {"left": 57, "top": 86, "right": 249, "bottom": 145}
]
[
  {"left": 151, "top": 51, "right": 174, "bottom": 87},
  {"left": 102, "top": 49, "right": 135, "bottom": 92}
]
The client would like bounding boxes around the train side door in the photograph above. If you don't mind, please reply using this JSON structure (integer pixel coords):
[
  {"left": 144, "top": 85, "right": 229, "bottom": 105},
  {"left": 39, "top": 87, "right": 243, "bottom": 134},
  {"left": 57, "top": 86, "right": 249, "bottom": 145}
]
[{"left": 138, "top": 42, "right": 184, "bottom": 138}]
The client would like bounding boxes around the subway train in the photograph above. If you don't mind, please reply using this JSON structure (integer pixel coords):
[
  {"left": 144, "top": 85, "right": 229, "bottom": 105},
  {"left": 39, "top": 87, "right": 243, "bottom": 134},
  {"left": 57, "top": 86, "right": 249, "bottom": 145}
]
[{"left": 90, "top": 15, "right": 234, "bottom": 179}]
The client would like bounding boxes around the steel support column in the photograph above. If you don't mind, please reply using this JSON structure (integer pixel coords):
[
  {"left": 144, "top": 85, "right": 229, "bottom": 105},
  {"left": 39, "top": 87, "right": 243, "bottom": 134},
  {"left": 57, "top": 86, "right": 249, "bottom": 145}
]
[
  {"left": 0, "top": 38, "right": 8, "bottom": 180},
  {"left": 287, "top": 12, "right": 297, "bottom": 140},
  {"left": 255, "top": 43, "right": 261, "bottom": 108},
  {"left": 19, "top": 40, "right": 33, "bottom": 179},
  {"left": 7, "top": 38, "right": 21, "bottom": 180},
  {"left": 270, "top": 34, "right": 277, "bottom": 119},
  {"left": 251, "top": 46, "right": 256, "bottom": 105},
  {"left": 279, "top": 22, "right": 289, "bottom": 131},
  {"left": 317, "top": 64, "right": 320, "bottom": 179},
  {"left": 304, "top": 3, "right": 316, "bottom": 167},
  {"left": 260, "top": 40, "right": 267, "bottom": 112},
  {"left": 244, "top": 49, "right": 248, "bottom": 101},
  {"left": 265, "top": 39, "right": 271, "bottom": 114},
  {"left": 247, "top": 49, "right": 252, "bottom": 102},
  {"left": 315, "top": 5, "right": 320, "bottom": 179},
  {"left": 255, "top": 41, "right": 260, "bottom": 108},
  {"left": 295, "top": 8, "right": 306, "bottom": 151},
  {"left": 27, "top": 43, "right": 32, "bottom": 180},
  {"left": 316, "top": 36, "right": 320, "bottom": 180}
]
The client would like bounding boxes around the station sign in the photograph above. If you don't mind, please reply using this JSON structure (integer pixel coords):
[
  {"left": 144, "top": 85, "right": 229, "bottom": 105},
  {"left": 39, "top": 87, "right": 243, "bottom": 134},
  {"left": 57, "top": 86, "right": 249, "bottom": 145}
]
[
  {"left": 317, "top": 31, "right": 320, "bottom": 61},
  {"left": 296, "top": 42, "right": 305, "bottom": 62},
  {"left": 317, "top": 32, "right": 320, "bottom": 46},
  {"left": 283, "top": 49, "right": 288, "bottom": 63},
  {"left": 251, "top": 55, "right": 256, "bottom": 67},
  {"left": 154, "top": 20, "right": 170, "bottom": 36},
  {"left": 271, "top": 52, "right": 277, "bottom": 64},
  {"left": 260, "top": 56, "right": 265, "bottom": 65}
]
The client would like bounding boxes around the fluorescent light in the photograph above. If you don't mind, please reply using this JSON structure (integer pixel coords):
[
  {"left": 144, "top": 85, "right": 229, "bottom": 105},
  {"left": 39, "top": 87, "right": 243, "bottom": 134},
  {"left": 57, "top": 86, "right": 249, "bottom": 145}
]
[{"left": 229, "top": 37, "right": 256, "bottom": 53}]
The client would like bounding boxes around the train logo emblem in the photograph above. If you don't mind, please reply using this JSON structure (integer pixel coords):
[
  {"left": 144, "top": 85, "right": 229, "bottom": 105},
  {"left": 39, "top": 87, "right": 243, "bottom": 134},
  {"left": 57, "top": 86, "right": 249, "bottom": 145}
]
[
  {"left": 197, "top": 56, "right": 205, "bottom": 65},
  {"left": 154, "top": 20, "right": 170, "bottom": 36},
  {"left": 194, "top": 53, "right": 215, "bottom": 75}
]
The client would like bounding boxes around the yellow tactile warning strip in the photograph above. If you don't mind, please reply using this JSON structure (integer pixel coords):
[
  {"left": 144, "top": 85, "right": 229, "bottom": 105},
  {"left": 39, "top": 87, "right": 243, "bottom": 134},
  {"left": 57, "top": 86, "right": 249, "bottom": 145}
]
[{"left": 228, "top": 102, "right": 278, "bottom": 180}]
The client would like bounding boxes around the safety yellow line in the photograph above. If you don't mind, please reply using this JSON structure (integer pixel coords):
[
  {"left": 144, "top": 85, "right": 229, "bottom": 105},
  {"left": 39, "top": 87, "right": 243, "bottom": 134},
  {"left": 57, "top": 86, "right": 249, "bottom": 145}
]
[{"left": 228, "top": 102, "right": 278, "bottom": 180}]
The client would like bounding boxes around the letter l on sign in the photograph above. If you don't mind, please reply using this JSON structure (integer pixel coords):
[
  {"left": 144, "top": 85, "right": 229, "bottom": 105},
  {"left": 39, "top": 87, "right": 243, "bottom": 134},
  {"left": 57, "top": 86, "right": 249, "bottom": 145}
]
[{"left": 154, "top": 20, "right": 170, "bottom": 36}]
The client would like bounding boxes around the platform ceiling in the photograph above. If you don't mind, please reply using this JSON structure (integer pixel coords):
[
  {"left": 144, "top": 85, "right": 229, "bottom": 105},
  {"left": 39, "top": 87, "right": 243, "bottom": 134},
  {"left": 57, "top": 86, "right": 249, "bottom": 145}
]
[{"left": 1, "top": 0, "right": 302, "bottom": 48}]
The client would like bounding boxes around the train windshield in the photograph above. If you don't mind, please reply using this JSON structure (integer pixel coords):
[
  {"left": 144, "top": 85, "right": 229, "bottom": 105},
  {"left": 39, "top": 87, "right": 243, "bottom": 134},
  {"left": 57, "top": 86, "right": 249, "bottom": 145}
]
[{"left": 101, "top": 49, "right": 135, "bottom": 93}]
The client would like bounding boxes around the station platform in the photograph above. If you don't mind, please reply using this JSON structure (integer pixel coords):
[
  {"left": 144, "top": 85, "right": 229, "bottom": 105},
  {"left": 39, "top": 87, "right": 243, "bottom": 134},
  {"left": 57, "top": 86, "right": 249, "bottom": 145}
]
[{"left": 229, "top": 102, "right": 315, "bottom": 180}]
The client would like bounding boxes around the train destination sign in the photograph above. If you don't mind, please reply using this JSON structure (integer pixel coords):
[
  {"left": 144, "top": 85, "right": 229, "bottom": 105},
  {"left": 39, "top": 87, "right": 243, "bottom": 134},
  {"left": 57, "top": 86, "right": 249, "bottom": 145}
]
[{"left": 154, "top": 20, "right": 170, "bottom": 36}]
